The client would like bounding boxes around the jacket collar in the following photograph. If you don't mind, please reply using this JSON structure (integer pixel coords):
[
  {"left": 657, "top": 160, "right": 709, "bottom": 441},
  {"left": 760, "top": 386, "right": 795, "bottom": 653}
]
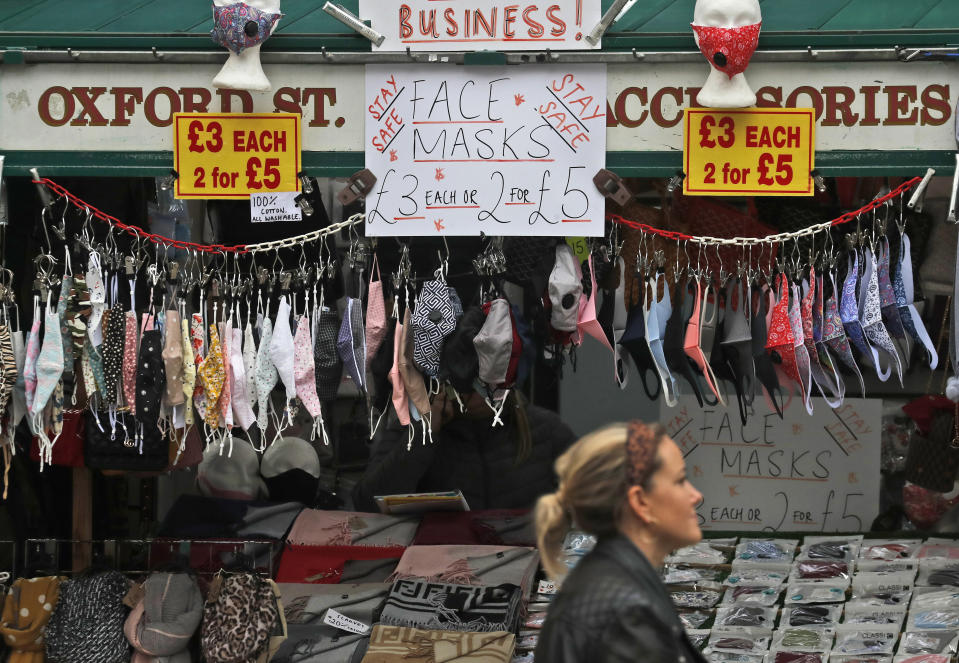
[{"left": 593, "top": 534, "right": 673, "bottom": 603}]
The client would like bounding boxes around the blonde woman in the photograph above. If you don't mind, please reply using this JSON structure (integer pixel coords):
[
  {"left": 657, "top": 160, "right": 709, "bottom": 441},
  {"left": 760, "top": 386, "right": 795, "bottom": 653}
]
[{"left": 534, "top": 421, "right": 706, "bottom": 663}]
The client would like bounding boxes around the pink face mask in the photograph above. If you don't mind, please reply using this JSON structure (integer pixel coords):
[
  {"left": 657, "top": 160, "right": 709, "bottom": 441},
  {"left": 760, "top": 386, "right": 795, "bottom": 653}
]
[
  {"left": 293, "top": 315, "right": 322, "bottom": 419},
  {"left": 691, "top": 22, "right": 762, "bottom": 78},
  {"left": 366, "top": 256, "right": 388, "bottom": 373},
  {"left": 576, "top": 256, "right": 613, "bottom": 353}
]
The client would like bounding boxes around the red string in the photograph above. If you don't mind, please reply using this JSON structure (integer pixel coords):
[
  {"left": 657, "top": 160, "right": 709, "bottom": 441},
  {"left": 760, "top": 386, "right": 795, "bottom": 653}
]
[
  {"left": 607, "top": 176, "right": 922, "bottom": 242},
  {"left": 33, "top": 178, "right": 249, "bottom": 255}
]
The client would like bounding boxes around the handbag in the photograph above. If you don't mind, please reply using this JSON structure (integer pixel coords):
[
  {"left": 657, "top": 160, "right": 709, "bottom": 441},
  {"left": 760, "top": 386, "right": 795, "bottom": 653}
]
[
  {"left": 905, "top": 404, "right": 959, "bottom": 492},
  {"left": 83, "top": 409, "right": 168, "bottom": 472}
]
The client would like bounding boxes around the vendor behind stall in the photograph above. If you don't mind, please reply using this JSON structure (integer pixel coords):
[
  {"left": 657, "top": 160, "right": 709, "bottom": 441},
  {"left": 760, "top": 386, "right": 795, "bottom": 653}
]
[{"left": 352, "top": 389, "right": 576, "bottom": 511}]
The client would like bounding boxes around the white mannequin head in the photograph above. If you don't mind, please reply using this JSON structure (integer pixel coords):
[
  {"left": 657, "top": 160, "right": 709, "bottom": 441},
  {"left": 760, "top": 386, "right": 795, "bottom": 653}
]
[
  {"left": 211, "top": 0, "right": 282, "bottom": 93},
  {"left": 691, "top": 0, "right": 762, "bottom": 108}
]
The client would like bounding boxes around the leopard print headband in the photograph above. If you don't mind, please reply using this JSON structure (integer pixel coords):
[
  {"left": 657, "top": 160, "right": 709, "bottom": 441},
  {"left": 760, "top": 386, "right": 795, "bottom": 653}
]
[{"left": 625, "top": 420, "right": 662, "bottom": 487}]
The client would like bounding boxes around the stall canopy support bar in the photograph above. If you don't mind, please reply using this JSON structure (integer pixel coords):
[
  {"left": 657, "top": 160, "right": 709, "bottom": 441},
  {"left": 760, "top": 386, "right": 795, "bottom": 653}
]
[{"left": 0, "top": 46, "right": 954, "bottom": 66}]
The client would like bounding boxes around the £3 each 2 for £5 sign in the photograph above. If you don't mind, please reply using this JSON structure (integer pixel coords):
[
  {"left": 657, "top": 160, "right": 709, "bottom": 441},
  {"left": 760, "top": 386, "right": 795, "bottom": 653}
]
[
  {"left": 683, "top": 108, "right": 815, "bottom": 197},
  {"left": 173, "top": 113, "right": 301, "bottom": 199}
]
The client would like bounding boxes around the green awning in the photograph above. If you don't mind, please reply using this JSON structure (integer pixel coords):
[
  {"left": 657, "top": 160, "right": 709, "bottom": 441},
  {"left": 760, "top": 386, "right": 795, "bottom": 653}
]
[{"left": 0, "top": 0, "right": 955, "bottom": 51}]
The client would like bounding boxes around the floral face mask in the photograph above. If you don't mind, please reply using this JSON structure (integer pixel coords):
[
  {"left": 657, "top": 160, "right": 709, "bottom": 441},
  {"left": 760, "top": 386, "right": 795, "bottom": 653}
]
[{"left": 210, "top": 2, "right": 282, "bottom": 55}]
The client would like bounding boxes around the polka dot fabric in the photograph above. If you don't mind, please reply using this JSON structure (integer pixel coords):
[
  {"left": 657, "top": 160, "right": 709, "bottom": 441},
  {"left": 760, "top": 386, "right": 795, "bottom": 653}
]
[
  {"left": 101, "top": 309, "right": 125, "bottom": 405},
  {"left": 122, "top": 311, "right": 139, "bottom": 413},
  {"left": 293, "top": 315, "right": 322, "bottom": 418},
  {"left": 135, "top": 329, "right": 165, "bottom": 428}
]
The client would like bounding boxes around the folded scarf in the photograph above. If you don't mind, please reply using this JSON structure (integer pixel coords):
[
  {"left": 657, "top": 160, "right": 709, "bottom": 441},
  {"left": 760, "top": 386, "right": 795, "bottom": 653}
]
[
  {"left": 361, "top": 625, "right": 515, "bottom": 663},
  {"left": 0, "top": 576, "right": 64, "bottom": 663},
  {"left": 381, "top": 580, "right": 522, "bottom": 633},
  {"left": 411, "top": 510, "right": 534, "bottom": 547},
  {"left": 276, "top": 544, "right": 404, "bottom": 584},
  {"left": 286, "top": 510, "right": 419, "bottom": 548},
  {"left": 158, "top": 495, "right": 303, "bottom": 540},
  {"left": 124, "top": 572, "right": 203, "bottom": 663},
  {"left": 387, "top": 546, "right": 539, "bottom": 597},
  {"left": 45, "top": 570, "right": 131, "bottom": 663},
  {"left": 271, "top": 583, "right": 390, "bottom": 663}
]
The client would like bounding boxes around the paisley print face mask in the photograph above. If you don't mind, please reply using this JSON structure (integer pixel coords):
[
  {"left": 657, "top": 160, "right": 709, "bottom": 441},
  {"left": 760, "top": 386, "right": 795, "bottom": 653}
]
[{"left": 210, "top": 2, "right": 282, "bottom": 55}]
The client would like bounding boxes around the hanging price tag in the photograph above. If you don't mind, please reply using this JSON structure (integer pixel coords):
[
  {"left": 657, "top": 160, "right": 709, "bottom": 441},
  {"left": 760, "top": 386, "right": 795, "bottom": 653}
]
[
  {"left": 173, "top": 113, "right": 301, "bottom": 200},
  {"left": 683, "top": 108, "right": 815, "bottom": 197},
  {"left": 538, "top": 579, "right": 559, "bottom": 595}
]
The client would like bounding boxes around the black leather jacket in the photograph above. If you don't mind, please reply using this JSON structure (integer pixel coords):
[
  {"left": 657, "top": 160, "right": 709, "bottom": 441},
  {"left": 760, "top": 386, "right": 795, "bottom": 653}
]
[{"left": 535, "top": 535, "right": 708, "bottom": 663}]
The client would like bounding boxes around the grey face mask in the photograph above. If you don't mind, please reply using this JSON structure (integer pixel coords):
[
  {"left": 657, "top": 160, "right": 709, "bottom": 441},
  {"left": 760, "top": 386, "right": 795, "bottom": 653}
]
[
  {"left": 474, "top": 299, "right": 513, "bottom": 389},
  {"left": 548, "top": 244, "right": 583, "bottom": 332}
]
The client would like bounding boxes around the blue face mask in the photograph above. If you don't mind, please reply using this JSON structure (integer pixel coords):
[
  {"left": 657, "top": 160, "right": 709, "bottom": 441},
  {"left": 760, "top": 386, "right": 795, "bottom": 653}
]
[{"left": 211, "top": 2, "right": 282, "bottom": 55}]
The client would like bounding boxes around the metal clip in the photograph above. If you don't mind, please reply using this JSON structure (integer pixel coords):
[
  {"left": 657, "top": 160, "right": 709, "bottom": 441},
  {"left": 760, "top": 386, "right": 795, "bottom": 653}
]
[{"left": 124, "top": 255, "right": 136, "bottom": 276}]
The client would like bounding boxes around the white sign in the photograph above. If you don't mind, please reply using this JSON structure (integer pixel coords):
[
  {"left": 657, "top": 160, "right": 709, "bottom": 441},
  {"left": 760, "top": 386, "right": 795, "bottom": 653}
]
[
  {"left": 665, "top": 396, "right": 881, "bottom": 533},
  {"left": 250, "top": 192, "right": 302, "bottom": 223},
  {"left": 364, "top": 65, "right": 607, "bottom": 237},
  {"left": 359, "top": 0, "right": 602, "bottom": 51},
  {"left": 0, "top": 62, "right": 956, "bottom": 154},
  {"left": 538, "top": 580, "right": 558, "bottom": 595},
  {"left": 323, "top": 608, "right": 370, "bottom": 634}
]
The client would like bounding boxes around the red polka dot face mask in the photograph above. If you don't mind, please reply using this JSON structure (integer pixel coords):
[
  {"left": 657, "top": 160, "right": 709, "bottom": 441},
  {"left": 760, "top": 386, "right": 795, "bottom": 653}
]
[{"left": 691, "top": 22, "right": 762, "bottom": 79}]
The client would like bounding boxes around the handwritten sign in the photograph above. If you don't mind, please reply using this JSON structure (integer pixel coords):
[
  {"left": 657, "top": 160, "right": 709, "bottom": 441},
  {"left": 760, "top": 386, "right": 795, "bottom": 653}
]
[
  {"left": 665, "top": 396, "right": 880, "bottom": 533},
  {"left": 324, "top": 608, "right": 370, "bottom": 634},
  {"left": 250, "top": 192, "right": 302, "bottom": 223},
  {"left": 359, "top": 0, "right": 601, "bottom": 51},
  {"left": 173, "top": 113, "right": 301, "bottom": 199},
  {"left": 683, "top": 108, "right": 815, "bottom": 197},
  {"left": 364, "top": 65, "right": 606, "bottom": 237}
]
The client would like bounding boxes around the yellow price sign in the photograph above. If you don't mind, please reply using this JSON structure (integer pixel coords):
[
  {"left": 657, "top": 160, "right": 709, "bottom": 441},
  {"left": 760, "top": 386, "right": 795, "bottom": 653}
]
[
  {"left": 174, "top": 113, "right": 301, "bottom": 199},
  {"left": 565, "top": 237, "right": 590, "bottom": 264},
  {"left": 683, "top": 107, "right": 815, "bottom": 197}
]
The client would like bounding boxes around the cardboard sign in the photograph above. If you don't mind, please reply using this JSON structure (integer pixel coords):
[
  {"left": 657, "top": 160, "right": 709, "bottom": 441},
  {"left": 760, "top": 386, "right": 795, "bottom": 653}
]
[
  {"left": 359, "top": 0, "right": 602, "bottom": 51},
  {"left": 173, "top": 113, "right": 301, "bottom": 199},
  {"left": 250, "top": 192, "right": 302, "bottom": 223},
  {"left": 323, "top": 608, "right": 370, "bottom": 634},
  {"left": 665, "top": 397, "right": 880, "bottom": 533},
  {"left": 683, "top": 107, "right": 815, "bottom": 196},
  {"left": 364, "top": 65, "right": 606, "bottom": 237}
]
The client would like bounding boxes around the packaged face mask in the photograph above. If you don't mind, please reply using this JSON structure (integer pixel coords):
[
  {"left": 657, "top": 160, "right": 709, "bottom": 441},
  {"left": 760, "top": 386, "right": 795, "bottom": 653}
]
[
  {"left": 898, "top": 630, "right": 959, "bottom": 656},
  {"left": 860, "top": 540, "right": 921, "bottom": 561},
  {"left": 842, "top": 602, "right": 906, "bottom": 627},
  {"left": 798, "top": 535, "right": 863, "bottom": 562},
  {"left": 735, "top": 539, "right": 798, "bottom": 564},
  {"left": 706, "top": 626, "right": 772, "bottom": 656},
  {"left": 784, "top": 581, "right": 849, "bottom": 605},
  {"left": 722, "top": 584, "right": 783, "bottom": 607},
  {"left": 832, "top": 625, "right": 898, "bottom": 655},
  {"left": 782, "top": 604, "right": 843, "bottom": 628},
  {"left": 771, "top": 626, "right": 834, "bottom": 652},
  {"left": 725, "top": 564, "right": 791, "bottom": 587},
  {"left": 667, "top": 540, "right": 733, "bottom": 565},
  {"left": 713, "top": 605, "right": 776, "bottom": 629}
]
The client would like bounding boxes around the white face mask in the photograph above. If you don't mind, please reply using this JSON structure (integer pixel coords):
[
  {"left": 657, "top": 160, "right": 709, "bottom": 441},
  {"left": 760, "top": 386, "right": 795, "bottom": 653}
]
[
  {"left": 86, "top": 252, "right": 106, "bottom": 346},
  {"left": 269, "top": 296, "right": 297, "bottom": 404}
]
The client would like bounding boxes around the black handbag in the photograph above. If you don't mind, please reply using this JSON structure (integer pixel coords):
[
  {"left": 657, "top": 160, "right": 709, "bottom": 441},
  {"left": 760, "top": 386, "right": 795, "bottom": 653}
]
[
  {"left": 905, "top": 405, "right": 959, "bottom": 492},
  {"left": 83, "top": 410, "right": 169, "bottom": 472}
]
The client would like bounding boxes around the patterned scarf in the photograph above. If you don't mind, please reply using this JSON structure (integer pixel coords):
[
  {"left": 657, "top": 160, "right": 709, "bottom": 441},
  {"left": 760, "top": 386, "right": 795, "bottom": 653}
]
[
  {"left": 45, "top": 571, "right": 131, "bottom": 663},
  {"left": 362, "top": 625, "right": 514, "bottom": 663},
  {"left": 285, "top": 510, "right": 418, "bottom": 548},
  {"left": 0, "top": 576, "right": 63, "bottom": 663},
  {"left": 386, "top": 546, "right": 539, "bottom": 599},
  {"left": 381, "top": 580, "right": 522, "bottom": 633}
]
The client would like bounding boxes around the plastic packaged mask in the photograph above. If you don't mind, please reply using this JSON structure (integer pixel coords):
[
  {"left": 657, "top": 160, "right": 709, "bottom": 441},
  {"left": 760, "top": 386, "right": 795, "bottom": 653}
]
[{"left": 210, "top": 1, "right": 282, "bottom": 55}]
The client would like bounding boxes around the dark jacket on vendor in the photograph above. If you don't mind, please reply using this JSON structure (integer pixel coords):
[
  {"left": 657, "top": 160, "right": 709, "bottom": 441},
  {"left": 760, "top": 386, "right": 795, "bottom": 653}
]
[
  {"left": 536, "top": 534, "right": 707, "bottom": 663},
  {"left": 352, "top": 404, "right": 576, "bottom": 511}
]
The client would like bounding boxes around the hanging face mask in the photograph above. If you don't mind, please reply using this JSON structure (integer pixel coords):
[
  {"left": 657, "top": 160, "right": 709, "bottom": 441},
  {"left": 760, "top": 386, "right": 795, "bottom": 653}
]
[
  {"left": 389, "top": 317, "right": 410, "bottom": 427},
  {"left": 577, "top": 256, "right": 614, "bottom": 354},
  {"left": 411, "top": 279, "right": 457, "bottom": 378},
  {"left": 473, "top": 299, "right": 513, "bottom": 390},
  {"left": 684, "top": 278, "right": 725, "bottom": 406},
  {"left": 135, "top": 329, "right": 166, "bottom": 429},
  {"left": 720, "top": 279, "right": 755, "bottom": 425},
  {"left": 398, "top": 307, "right": 431, "bottom": 425},
  {"left": 24, "top": 312, "right": 41, "bottom": 416},
  {"left": 57, "top": 268, "right": 74, "bottom": 376},
  {"left": 822, "top": 270, "right": 865, "bottom": 397},
  {"left": 217, "top": 321, "right": 233, "bottom": 430},
  {"left": 225, "top": 327, "right": 254, "bottom": 431},
  {"left": 122, "top": 311, "right": 139, "bottom": 413},
  {"left": 0, "top": 324, "right": 16, "bottom": 424},
  {"left": 750, "top": 285, "right": 783, "bottom": 418},
  {"left": 801, "top": 272, "right": 842, "bottom": 409},
  {"left": 337, "top": 297, "right": 367, "bottom": 394},
  {"left": 102, "top": 308, "right": 125, "bottom": 404},
  {"left": 243, "top": 321, "right": 258, "bottom": 412},
  {"left": 765, "top": 273, "right": 804, "bottom": 406},
  {"left": 198, "top": 325, "right": 225, "bottom": 428},
  {"left": 86, "top": 252, "right": 105, "bottom": 346},
  {"left": 190, "top": 313, "right": 209, "bottom": 422},
  {"left": 548, "top": 244, "right": 583, "bottom": 333},
  {"left": 162, "top": 310, "right": 185, "bottom": 406},
  {"left": 314, "top": 306, "right": 343, "bottom": 402},
  {"left": 180, "top": 317, "right": 196, "bottom": 427},
  {"left": 611, "top": 258, "right": 630, "bottom": 388},
  {"left": 293, "top": 316, "right": 323, "bottom": 420},
  {"left": 210, "top": 1, "right": 282, "bottom": 55},
  {"left": 270, "top": 296, "right": 297, "bottom": 404},
  {"left": 839, "top": 251, "right": 876, "bottom": 374},
  {"left": 644, "top": 273, "right": 677, "bottom": 406},
  {"left": 896, "top": 230, "right": 938, "bottom": 369},
  {"left": 255, "top": 317, "right": 279, "bottom": 433},
  {"left": 366, "top": 256, "right": 388, "bottom": 373},
  {"left": 664, "top": 278, "right": 707, "bottom": 408},
  {"left": 10, "top": 328, "right": 27, "bottom": 436},
  {"left": 859, "top": 248, "right": 903, "bottom": 384},
  {"left": 33, "top": 299, "right": 65, "bottom": 466},
  {"left": 877, "top": 238, "right": 907, "bottom": 349},
  {"left": 690, "top": 22, "right": 762, "bottom": 79},
  {"left": 788, "top": 282, "right": 813, "bottom": 415}
]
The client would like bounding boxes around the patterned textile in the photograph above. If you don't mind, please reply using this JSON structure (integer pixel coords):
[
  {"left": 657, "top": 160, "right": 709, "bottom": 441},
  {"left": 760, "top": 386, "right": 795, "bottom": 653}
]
[
  {"left": 122, "top": 311, "right": 139, "bottom": 412},
  {"left": 123, "top": 572, "right": 202, "bottom": 663},
  {"left": 102, "top": 308, "right": 126, "bottom": 404},
  {"left": 381, "top": 580, "right": 522, "bottom": 633},
  {"left": 162, "top": 310, "right": 184, "bottom": 406},
  {"left": 690, "top": 22, "right": 762, "bottom": 78},
  {"left": 293, "top": 316, "right": 322, "bottom": 419},
  {"left": 190, "top": 314, "right": 208, "bottom": 422},
  {"left": 200, "top": 573, "right": 280, "bottom": 663},
  {"left": 366, "top": 260, "right": 388, "bottom": 373},
  {"left": 180, "top": 319, "right": 196, "bottom": 427},
  {"left": 256, "top": 318, "right": 279, "bottom": 432},
  {"left": 0, "top": 575, "right": 63, "bottom": 662},
  {"left": 411, "top": 280, "right": 457, "bottom": 378},
  {"left": 211, "top": 2, "right": 282, "bottom": 55},
  {"left": 136, "top": 330, "right": 166, "bottom": 428},
  {"left": 387, "top": 546, "right": 539, "bottom": 598},
  {"left": 199, "top": 325, "right": 225, "bottom": 428},
  {"left": 338, "top": 298, "right": 367, "bottom": 393},
  {"left": 878, "top": 239, "right": 906, "bottom": 341},
  {"left": 788, "top": 283, "right": 812, "bottom": 413},
  {"left": 861, "top": 250, "right": 903, "bottom": 384},
  {"left": 822, "top": 271, "right": 865, "bottom": 396},
  {"left": 897, "top": 231, "right": 938, "bottom": 369},
  {"left": 839, "top": 252, "right": 874, "bottom": 366},
  {"left": 218, "top": 322, "right": 233, "bottom": 427},
  {"left": 766, "top": 274, "right": 801, "bottom": 395},
  {"left": 361, "top": 625, "right": 515, "bottom": 663},
  {"left": 286, "top": 510, "right": 418, "bottom": 548},
  {"left": 315, "top": 307, "right": 343, "bottom": 401},
  {"left": 0, "top": 324, "right": 17, "bottom": 422},
  {"left": 45, "top": 571, "right": 131, "bottom": 663}
]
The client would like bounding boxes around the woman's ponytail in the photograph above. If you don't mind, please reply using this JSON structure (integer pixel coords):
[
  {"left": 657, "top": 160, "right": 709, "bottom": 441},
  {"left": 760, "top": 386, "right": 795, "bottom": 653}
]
[{"left": 535, "top": 491, "right": 572, "bottom": 580}]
